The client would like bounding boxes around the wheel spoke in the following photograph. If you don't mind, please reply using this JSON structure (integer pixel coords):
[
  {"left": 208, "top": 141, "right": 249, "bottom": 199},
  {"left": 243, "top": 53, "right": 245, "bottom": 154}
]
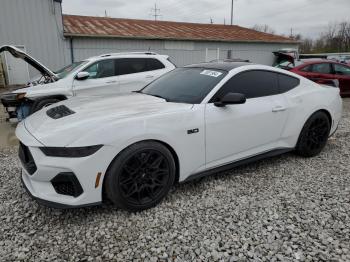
[
  {"left": 118, "top": 149, "right": 170, "bottom": 205},
  {"left": 149, "top": 155, "right": 164, "bottom": 169},
  {"left": 125, "top": 183, "right": 138, "bottom": 197}
]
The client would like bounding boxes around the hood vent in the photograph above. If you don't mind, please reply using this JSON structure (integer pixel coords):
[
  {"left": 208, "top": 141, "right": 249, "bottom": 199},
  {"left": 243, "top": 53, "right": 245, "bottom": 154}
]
[{"left": 47, "top": 105, "right": 75, "bottom": 119}]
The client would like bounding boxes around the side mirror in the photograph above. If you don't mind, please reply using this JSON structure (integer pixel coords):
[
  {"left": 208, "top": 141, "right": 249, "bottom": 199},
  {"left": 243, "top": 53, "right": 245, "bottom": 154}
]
[
  {"left": 214, "top": 93, "right": 246, "bottom": 107},
  {"left": 75, "top": 71, "right": 90, "bottom": 80}
]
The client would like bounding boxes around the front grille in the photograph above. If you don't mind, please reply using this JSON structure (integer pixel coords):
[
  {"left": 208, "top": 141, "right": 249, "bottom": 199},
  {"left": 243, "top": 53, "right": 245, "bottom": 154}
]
[
  {"left": 51, "top": 173, "right": 83, "bottom": 197},
  {"left": 47, "top": 105, "right": 75, "bottom": 119},
  {"left": 18, "top": 143, "right": 37, "bottom": 175}
]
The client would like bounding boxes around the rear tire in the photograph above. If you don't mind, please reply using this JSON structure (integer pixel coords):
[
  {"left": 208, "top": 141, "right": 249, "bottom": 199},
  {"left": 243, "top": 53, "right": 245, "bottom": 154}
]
[
  {"left": 296, "top": 111, "right": 331, "bottom": 157},
  {"left": 104, "top": 141, "right": 176, "bottom": 211}
]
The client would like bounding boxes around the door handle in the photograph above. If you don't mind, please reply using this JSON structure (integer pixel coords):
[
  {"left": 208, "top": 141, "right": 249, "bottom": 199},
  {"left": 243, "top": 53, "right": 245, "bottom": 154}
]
[
  {"left": 272, "top": 106, "right": 286, "bottom": 112},
  {"left": 105, "top": 80, "right": 117, "bottom": 84},
  {"left": 145, "top": 75, "right": 154, "bottom": 79}
]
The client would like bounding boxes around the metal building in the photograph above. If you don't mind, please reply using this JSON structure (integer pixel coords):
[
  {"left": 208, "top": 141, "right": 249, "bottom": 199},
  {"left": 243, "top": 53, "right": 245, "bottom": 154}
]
[
  {"left": 0, "top": 0, "right": 69, "bottom": 85},
  {"left": 64, "top": 15, "right": 298, "bottom": 68},
  {"left": 0, "top": 0, "right": 298, "bottom": 86}
]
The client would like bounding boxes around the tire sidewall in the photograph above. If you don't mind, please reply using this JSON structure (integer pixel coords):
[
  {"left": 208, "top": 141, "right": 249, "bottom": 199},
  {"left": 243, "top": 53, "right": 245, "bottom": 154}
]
[
  {"left": 296, "top": 111, "right": 331, "bottom": 157},
  {"left": 105, "top": 142, "right": 176, "bottom": 211}
]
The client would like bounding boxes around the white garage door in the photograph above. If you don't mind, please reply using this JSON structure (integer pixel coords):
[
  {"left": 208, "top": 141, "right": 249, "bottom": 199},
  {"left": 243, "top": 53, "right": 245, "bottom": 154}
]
[{"left": 4, "top": 46, "right": 30, "bottom": 85}]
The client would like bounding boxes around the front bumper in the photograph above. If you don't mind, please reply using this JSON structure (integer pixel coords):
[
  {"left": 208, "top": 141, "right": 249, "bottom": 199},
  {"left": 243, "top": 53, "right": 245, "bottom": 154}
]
[
  {"left": 16, "top": 122, "right": 116, "bottom": 208},
  {"left": 21, "top": 173, "right": 101, "bottom": 209}
]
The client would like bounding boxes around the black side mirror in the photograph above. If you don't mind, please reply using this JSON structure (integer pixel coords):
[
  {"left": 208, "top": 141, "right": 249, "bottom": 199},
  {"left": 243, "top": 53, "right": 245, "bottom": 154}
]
[{"left": 214, "top": 93, "right": 246, "bottom": 107}]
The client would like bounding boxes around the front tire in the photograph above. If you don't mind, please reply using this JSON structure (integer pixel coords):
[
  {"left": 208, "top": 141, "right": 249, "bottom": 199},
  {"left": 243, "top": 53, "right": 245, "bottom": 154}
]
[
  {"left": 31, "top": 98, "right": 60, "bottom": 114},
  {"left": 296, "top": 111, "right": 331, "bottom": 157},
  {"left": 104, "top": 141, "right": 176, "bottom": 211}
]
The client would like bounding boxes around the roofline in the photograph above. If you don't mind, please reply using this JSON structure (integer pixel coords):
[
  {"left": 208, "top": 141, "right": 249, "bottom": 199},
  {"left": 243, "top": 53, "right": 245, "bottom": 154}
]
[{"left": 63, "top": 33, "right": 298, "bottom": 45}]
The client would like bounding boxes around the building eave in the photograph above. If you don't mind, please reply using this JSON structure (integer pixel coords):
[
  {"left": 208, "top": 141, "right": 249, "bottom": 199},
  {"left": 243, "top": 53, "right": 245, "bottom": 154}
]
[{"left": 63, "top": 33, "right": 299, "bottom": 45}]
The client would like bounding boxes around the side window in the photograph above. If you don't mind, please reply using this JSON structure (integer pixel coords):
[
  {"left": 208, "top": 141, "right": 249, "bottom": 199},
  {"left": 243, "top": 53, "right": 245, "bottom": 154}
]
[
  {"left": 146, "top": 58, "right": 165, "bottom": 71},
  {"left": 116, "top": 58, "right": 147, "bottom": 75},
  {"left": 311, "top": 63, "right": 332, "bottom": 74},
  {"left": 278, "top": 74, "right": 300, "bottom": 93},
  {"left": 300, "top": 65, "right": 312, "bottom": 72},
  {"left": 84, "top": 60, "right": 116, "bottom": 79},
  {"left": 334, "top": 64, "right": 350, "bottom": 76},
  {"left": 211, "top": 70, "right": 279, "bottom": 101}
]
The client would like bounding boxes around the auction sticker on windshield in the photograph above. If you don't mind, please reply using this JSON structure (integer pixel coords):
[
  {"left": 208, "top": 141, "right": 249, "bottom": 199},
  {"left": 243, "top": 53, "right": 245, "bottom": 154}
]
[{"left": 200, "top": 70, "right": 223, "bottom": 78}]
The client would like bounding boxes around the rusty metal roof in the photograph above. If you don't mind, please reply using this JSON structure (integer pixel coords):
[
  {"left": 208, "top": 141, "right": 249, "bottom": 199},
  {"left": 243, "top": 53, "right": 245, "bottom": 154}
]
[{"left": 63, "top": 15, "right": 297, "bottom": 44}]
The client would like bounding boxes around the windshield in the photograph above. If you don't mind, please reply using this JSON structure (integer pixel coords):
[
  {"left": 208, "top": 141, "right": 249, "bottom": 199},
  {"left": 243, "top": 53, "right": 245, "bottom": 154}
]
[
  {"left": 55, "top": 61, "right": 87, "bottom": 79},
  {"left": 141, "top": 68, "right": 227, "bottom": 104}
]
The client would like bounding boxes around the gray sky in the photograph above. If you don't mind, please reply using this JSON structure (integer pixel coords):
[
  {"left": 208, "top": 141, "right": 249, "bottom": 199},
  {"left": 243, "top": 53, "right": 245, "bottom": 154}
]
[{"left": 62, "top": 0, "right": 350, "bottom": 39}]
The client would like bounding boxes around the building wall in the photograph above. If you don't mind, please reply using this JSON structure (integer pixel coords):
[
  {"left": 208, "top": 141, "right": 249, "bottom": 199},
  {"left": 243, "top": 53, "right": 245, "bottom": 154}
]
[
  {"left": 69, "top": 38, "right": 298, "bottom": 66},
  {"left": 0, "top": 0, "right": 70, "bottom": 78}
]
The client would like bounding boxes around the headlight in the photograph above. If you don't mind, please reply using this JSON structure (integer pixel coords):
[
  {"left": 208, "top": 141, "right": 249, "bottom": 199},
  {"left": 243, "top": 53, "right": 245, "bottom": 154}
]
[
  {"left": 16, "top": 93, "right": 26, "bottom": 100},
  {"left": 0, "top": 92, "right": 26, "bottom": 101},
  {"left": 40, "top": 145, "right": 103, "bottom": 158}
]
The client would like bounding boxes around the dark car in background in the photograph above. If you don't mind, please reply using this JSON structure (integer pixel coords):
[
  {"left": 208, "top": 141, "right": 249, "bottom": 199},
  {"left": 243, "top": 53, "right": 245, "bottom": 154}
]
[{"left": 277, "top": 60, "right": 350, "bottom": 97}]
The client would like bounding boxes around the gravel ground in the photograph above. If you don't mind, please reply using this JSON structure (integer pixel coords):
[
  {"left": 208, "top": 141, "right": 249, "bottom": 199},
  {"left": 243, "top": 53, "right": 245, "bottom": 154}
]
[{"left": 0, "top": 99, "right": 349, "bottom": 261}]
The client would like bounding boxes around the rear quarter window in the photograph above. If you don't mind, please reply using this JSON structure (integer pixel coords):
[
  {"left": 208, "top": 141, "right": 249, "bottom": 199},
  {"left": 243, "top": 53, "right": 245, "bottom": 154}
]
[
  {"left": 146, "top": 58, "right": 165, "bottom": 71},
  {"left": 278, "top": 74, "right": 300, "bottom": 93}
]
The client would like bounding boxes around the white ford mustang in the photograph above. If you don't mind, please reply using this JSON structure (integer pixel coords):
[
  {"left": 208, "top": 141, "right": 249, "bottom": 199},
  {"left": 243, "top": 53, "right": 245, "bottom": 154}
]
[{"left": 16, "top": 62, "right": 342, "bottom": 211}]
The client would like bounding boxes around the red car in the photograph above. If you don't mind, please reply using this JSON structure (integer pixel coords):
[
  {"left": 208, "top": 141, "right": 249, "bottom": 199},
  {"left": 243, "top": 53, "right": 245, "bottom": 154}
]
[{"left": 289, "top": 60, "right": 350, "bottom": 97}]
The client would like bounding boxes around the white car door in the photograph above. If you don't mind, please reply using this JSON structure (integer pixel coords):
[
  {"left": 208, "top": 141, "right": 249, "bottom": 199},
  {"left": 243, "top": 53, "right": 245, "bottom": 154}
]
[
  {"left": 205, "top": 70, "right": 288, "bottom": 169},
  {"left": 72, "top": 59, "right": 120, "bottom": 96},
  {"left": 116, "top": 58, "right": 169, "bottom": 92}
]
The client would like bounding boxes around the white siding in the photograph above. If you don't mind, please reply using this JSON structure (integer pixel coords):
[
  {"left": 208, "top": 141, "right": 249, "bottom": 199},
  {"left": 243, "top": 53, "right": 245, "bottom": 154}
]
[
  {"left": 71, "top": 38, "right": 298, "bottom": 67},
  {"left": 0, "top": 0, "right": 70, "bottom": 77}
]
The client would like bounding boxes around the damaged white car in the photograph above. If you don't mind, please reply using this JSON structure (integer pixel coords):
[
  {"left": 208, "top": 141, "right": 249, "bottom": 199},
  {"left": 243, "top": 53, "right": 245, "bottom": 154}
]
[{"left": 0, "top": 45, "right": 175, "bottom": 122}]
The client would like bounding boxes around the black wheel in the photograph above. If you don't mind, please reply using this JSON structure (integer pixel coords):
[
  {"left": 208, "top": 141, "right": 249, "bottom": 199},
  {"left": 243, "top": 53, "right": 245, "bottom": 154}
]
[
  {"left": 30, "top": 98, "right": 60, "bottom": 114},
  {"left": 104, "top": 141, "right": 176, "bottom": 211},
  {"left": 296, "top": 111, "right": 331, "bottom": 157}
]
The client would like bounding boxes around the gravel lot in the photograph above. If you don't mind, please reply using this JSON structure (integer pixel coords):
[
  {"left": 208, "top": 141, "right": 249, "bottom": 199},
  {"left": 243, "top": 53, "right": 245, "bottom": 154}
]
[{"left": 0, "top": 100, "right": 349, "bottom": 261}]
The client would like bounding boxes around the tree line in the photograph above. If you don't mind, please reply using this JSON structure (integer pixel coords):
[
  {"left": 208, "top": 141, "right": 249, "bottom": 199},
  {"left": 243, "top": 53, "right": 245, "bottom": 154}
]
[{"left": 252, "top": 22, "right": 350, "bottom": 54}]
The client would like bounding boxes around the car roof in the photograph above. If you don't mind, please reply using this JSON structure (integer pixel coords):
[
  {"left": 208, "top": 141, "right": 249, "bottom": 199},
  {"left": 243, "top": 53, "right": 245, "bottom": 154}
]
[
  {"left": 185, "top": 62, "right": 253, "bottom": 71},
  {"left": 87, "top": 52, "right": 168, "bottom": 61}
]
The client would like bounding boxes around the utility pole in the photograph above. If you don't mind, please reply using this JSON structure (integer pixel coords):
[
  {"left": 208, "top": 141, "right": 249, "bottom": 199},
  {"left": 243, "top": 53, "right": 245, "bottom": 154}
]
[
  {"left": 230, "top": 0, "right": 234, "bottom": 25},
  {"left": 151, "top": 3, "right": 162, "bottom": 21}
]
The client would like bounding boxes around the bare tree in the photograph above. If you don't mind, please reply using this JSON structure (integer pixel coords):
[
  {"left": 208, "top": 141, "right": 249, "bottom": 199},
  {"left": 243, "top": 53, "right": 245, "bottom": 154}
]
[
  {"left": 252, "top": 24, "right": 275, "bottom": 34},
  {"left": 299, "top": 21, "right": 350, "bottom": 53}
]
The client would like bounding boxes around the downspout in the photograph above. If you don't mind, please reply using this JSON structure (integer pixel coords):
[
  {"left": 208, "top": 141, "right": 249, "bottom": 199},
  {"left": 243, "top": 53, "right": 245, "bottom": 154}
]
[{"left": 70, "top": 37, "right": 74, "bottom": 63}]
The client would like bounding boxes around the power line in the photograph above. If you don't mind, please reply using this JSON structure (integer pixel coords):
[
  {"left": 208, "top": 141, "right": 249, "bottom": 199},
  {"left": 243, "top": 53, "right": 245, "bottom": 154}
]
[
  {"left": 150, "top": 3, "right": 162, "bottom": 21},
  {"left": 231, "top": 0, "right": 234, "bottom": 25}
]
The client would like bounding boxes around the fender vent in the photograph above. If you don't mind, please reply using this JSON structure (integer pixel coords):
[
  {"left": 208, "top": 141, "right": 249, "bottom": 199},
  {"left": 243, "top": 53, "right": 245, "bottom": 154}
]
[{"left": 47, "top": 105, "right": 75, "bottom": 119}]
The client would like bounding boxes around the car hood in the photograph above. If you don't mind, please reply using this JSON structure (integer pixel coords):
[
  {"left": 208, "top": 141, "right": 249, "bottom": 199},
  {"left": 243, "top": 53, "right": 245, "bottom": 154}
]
[
  {"left": 24, "top": 93, "right": 193, "bottom": 146},
  {"left": 0, "top": 45, "right": 58, "bottom": 81}
]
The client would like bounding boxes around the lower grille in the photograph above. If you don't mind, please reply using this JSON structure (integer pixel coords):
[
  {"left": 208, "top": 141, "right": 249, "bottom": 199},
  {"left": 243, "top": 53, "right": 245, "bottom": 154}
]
[
  {"left": 51, "top": 173, "right": 83, "bottom": 197},
  {"left": 18, "top": 143, "right": 37, "bottom": 175}
]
